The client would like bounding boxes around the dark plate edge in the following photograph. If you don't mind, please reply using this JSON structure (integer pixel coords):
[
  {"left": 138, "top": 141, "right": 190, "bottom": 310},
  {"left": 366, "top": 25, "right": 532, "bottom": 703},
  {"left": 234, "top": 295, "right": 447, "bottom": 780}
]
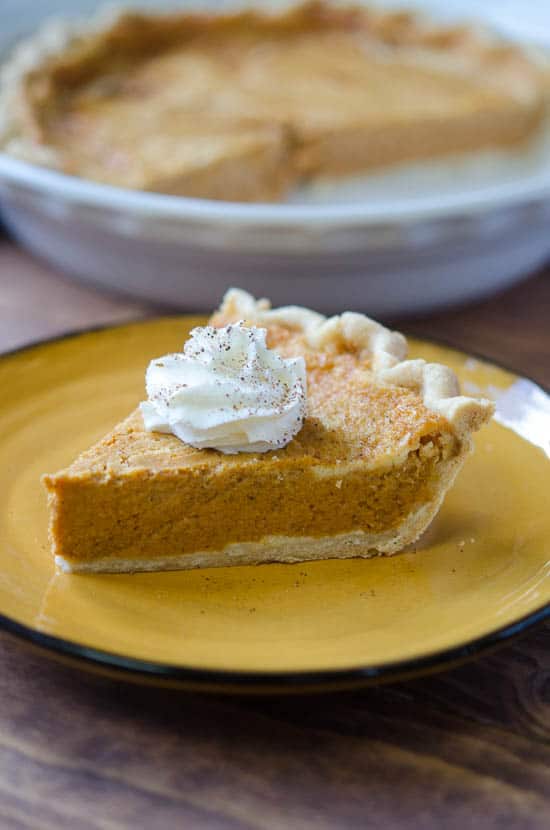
[{"left": 1, "top": 601, "right": 549, "bottom": 694}]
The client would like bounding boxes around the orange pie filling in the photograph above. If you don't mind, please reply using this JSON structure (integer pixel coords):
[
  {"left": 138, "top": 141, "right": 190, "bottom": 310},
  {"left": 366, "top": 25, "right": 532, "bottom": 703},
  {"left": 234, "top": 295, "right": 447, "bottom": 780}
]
[{"left": 43, "top": 414, "right": 459, "bottom": 566}]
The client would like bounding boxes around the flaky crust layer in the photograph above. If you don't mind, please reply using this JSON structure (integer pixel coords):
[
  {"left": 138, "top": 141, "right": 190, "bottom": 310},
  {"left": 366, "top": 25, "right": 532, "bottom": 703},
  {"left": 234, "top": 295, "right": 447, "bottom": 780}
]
[{"left": 217, "top": 288, "right": 494, "bottom": 439}]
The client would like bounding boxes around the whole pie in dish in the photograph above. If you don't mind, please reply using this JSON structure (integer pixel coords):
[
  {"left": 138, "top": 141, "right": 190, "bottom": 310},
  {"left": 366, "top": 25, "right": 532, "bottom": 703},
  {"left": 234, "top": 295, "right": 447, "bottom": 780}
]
[
  {"left": 1, "top": 2, "right": 549, "bottom": 201},
  {"left": 42, "top": 289, "right": 493, "bottom": 574}
]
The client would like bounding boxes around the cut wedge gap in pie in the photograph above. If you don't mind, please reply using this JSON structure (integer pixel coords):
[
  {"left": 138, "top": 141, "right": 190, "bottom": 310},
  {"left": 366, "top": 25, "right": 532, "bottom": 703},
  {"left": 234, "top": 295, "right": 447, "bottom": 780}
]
[{"left": 42, "top": 289, "right": 494, "bottom": 574}]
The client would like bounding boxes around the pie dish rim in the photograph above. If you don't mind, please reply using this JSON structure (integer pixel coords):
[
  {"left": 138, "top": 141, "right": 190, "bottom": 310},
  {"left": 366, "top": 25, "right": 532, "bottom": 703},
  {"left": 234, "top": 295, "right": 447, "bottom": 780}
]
[{"left": 2, "top": 149, "right": 550, "bottom": 227}]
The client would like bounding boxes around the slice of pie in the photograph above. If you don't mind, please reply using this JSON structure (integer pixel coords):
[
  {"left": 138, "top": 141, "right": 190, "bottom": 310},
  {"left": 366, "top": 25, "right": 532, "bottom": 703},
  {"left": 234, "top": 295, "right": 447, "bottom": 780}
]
[
  {"left": 42, "top": 289, "right": 493, "bottom": 574},
  {"left": 2, "top": 2, "right": 548, "bottom": 201}
]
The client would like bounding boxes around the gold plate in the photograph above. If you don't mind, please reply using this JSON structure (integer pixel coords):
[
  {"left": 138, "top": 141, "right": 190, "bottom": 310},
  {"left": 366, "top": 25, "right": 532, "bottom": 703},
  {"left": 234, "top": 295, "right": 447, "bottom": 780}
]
[{"left": 0, "top": 318, "right": 548, "bottom": 693}]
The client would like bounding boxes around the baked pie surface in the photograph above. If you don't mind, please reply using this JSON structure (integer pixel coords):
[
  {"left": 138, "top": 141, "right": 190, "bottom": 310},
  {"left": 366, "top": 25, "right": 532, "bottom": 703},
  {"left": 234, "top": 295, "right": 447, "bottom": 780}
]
[
  {"left": 1, "top": 2, "right": 548, "bottom": 200},
  {"left": 42, "top": 289, "right": 493, "bottom": 574}
]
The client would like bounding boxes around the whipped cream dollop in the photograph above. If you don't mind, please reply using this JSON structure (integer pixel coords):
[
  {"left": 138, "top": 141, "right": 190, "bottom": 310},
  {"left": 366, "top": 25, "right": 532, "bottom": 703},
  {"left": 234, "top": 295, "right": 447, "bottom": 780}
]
[{"left": 140, "top": 322, "right": 307, "bottom": 454}]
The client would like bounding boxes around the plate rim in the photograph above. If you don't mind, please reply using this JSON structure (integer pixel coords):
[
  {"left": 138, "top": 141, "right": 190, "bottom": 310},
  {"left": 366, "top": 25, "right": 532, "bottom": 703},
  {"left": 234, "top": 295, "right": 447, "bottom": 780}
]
[{"left": 1, "top": 318, "right": 549, "bottom": 692}]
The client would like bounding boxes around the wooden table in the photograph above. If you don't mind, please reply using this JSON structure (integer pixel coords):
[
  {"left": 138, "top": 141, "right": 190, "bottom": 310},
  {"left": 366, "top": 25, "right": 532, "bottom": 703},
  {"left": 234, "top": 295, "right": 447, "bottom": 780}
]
[{"left": 1, "top": 240, "right": 549, "bottom": 829}]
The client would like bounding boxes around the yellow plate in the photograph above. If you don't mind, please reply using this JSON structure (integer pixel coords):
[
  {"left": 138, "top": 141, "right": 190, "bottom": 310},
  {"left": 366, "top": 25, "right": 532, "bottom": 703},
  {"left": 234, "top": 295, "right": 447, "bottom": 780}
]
[{"left": 0, "top": 318, "right": 549, "bottom": 693}]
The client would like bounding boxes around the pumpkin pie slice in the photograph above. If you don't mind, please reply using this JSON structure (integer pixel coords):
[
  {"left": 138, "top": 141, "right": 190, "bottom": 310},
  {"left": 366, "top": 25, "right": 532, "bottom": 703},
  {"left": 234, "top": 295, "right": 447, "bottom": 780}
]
[
  {"left": 2, "top": 2, "right": 548, "bottom": 200},
  {"left": 42, "top": 289, "right": 493, "bottom": 574}
]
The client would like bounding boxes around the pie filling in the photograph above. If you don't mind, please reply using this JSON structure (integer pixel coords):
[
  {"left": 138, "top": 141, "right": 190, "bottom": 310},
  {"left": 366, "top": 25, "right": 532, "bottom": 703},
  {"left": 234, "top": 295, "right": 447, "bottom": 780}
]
[
  {"left": 44, "top": 431, "right": 459, "bottom": 566},
  {"left": 5, "top": 3, "right": 548, "bottom": 200}
]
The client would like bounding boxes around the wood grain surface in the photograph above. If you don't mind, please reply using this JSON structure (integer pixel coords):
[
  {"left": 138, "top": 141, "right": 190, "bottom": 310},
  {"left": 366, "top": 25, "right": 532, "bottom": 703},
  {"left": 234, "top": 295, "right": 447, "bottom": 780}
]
[{"left": 0, "top": 239, "right": 549, "bottom": 829}]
